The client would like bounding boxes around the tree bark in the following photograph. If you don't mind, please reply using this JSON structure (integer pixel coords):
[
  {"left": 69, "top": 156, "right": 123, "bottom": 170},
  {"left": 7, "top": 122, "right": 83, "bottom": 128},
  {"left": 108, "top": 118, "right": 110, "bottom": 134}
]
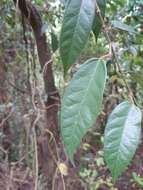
[
  {"left": 0, "top": 57, "right": 13, "bottom": 160},
  {"left": 13, "top": 1, "right": 84, "bottom": 189},
  {"left": 13, "top": 0, "right": 61, "bottom": 188}
]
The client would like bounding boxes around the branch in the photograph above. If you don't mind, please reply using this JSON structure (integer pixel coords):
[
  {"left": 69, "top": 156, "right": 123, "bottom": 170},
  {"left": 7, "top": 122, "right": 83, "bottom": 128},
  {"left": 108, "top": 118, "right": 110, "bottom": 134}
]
[
  {"left": 95, "top": 0, "right": 136, "bottom": 105},
  {"left": 13, "top": 0, "right": 58, "bottom": 99}
]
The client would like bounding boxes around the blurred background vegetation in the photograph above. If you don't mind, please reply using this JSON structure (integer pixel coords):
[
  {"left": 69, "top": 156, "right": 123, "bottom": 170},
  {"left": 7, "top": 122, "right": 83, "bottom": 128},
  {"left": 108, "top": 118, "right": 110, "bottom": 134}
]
[{"left": 0, "top": 0, "right": 143, "bottom": 189}]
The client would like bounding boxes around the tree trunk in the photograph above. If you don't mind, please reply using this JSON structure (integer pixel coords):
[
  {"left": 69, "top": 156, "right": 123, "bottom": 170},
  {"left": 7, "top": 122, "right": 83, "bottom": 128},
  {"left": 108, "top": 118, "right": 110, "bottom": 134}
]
[
  {"left": 13, "top": 1, "right": 84, "bottom": 189},
  {"left": 0, "top": 57, "right": 13, "bottom": 159}
]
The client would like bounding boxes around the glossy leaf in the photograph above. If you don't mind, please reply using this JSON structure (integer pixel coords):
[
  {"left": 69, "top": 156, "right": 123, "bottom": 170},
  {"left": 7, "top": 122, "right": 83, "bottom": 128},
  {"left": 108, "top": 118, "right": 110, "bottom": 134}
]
[
  {"left": 104, "top": 101, "right": 142, "bottom": 180},
  {"left": 61, "top": 58, "right": 107, "bottom": 161},
  {"left": 92, "top": 0, "right": 106, "bottom": 41},
  {"left": 60, "top": 0, "right": 96, "bottom": 74}
]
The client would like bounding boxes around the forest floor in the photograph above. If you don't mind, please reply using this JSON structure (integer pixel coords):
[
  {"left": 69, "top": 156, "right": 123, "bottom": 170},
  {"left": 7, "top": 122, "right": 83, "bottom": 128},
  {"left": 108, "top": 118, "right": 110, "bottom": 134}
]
[
  {"left": 87, "top": 134, "right": 143, "bottom": 190},
  {"left": 0, "top": 138, "right": 142, "bottom": 190},
  {"left": 103, "top": 140, "right": 143, "bottom": 190},
  {"left": 115, "top": 140, "right": 143, "bottom": 190}
]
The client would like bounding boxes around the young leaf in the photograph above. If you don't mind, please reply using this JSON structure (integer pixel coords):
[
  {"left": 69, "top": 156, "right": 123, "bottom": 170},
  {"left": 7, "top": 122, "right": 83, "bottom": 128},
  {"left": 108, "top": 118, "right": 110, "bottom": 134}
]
[
  {"left": 92, "top": 0, "right": 106, "bottom": 41},
  {"left": 104, "top": 101, "right": 142, "bottom": 181},
  {"left": 61, "top": 58, "right": 107, "bottom": 161},
  {"left": 60, "top": 0, "right": 96, "bottom": 74}
]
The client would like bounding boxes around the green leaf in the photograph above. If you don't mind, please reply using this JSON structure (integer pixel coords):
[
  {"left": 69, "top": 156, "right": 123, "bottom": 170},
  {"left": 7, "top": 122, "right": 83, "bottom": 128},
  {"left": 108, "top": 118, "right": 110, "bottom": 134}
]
[
  {"left": 104, "top": 101, "right": 142, "bottom": 181},
  {"left": 51, "top": 31, "right": 58, "bottom": 52},
  {"left": 92, "top": 0, "right": 106, "bottom": 41},
  {"left": 60, "top": 0, "right": 71, "bottom": 8},
  {"left": 60, "top": 0, "right": 96, "bottom": 74},
  {"left": 61, "top": 58, "right": 107, "bottom": 162},
  {"left": 130, "top": 71, "right": 143, "bottom": 89},
  {"left": 132, "top": 172, "right": 143, "bottom": 187},
  {"left": 112, "top": 21, "right": 137, "bottom": 33}
]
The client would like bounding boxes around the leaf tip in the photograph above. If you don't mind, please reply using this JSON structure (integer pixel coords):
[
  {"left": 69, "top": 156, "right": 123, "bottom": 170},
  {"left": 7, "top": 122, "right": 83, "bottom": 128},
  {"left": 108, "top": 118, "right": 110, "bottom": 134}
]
[{"left": 67, "top": 150, "right": 75, "bottom": 166}]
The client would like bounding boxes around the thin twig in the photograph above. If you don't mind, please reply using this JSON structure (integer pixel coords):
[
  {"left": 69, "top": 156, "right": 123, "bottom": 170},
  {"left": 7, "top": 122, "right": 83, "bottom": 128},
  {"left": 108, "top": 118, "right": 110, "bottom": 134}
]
[
  {"left": 42, "top": 59, "right": 52, "bottom": 76},
  {"left": 45, "top": 129, "right": 66, "bottom": 190},
  {"left": 0, "top": 108, "right": 14, "bottom": 128},
  {"left": 95, "top": 0, "right": 136, "bottom": 104},
  {"left": 7, "top": 80, "right": 28, "bottom": 94},
  {"left": 31, "top": 80, "right": 40, "bottom": 190}
]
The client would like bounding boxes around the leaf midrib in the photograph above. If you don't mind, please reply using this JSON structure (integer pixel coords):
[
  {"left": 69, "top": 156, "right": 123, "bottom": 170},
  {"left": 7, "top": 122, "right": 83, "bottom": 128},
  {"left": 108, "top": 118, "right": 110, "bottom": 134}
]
[
  {"left": 67, "top": 0, "right": 93, "bottom": 64},
  {"left": 67, "top": 0, "right": 84, "bottom": 63},
  {"left": 73, "top": 60, "right": 102, "bottom": 138},
  {"left": 113, "top": 106, "right": 133, "bottom": 175}
]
